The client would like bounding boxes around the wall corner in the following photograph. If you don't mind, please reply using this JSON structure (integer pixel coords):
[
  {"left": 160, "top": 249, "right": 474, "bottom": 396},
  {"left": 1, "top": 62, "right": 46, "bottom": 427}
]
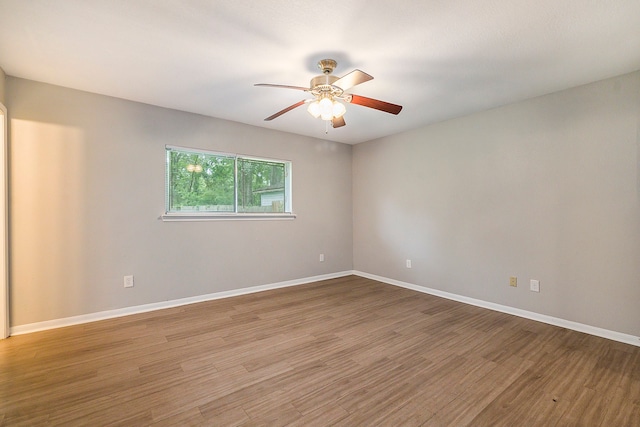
[{"left": 0, "top": 67, "right": 5, "bottom": 105}]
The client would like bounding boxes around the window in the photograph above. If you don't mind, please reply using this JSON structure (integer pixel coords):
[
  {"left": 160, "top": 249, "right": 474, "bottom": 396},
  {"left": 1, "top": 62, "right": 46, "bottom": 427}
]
[{"left": 164, "top": 146, "right": 292, "bottom": 219}]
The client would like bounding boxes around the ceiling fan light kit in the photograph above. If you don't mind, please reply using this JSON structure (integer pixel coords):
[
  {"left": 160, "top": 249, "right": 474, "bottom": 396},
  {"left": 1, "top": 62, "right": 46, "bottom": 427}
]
[
  {"left": 307, "top": 97, "right": 346, "bottom": 120},
  {"left": 255, "top": 59, "right": 402, "bottom": 130}
]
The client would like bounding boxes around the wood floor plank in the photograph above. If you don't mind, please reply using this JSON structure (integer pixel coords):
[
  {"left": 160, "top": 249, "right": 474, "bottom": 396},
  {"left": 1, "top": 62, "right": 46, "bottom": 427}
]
[{"left": 1, "top": 275, "right": 639, "bottom": 426}]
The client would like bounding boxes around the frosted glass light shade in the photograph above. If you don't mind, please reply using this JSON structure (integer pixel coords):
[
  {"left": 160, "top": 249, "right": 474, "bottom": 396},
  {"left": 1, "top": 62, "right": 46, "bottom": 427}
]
[
  {"left": 307, "top": 101, "right": 320, "bottom": 118},
  {"left": 332, "top": 101, "right": 346, "bottom": 118},
  {"left": 318, "top": 98, "right": 333, "bottom": 120}
]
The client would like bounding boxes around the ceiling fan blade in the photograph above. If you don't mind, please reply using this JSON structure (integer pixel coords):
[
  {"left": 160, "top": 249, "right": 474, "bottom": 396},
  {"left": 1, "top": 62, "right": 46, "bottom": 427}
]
[
  {"left": 255, "top": 83, "right": 309, "bottom": 91},
  {"left": 264, "top": 100, "right": 307, "bottom": 121},
  {"left": 348, "top": 94, "right": 403, "bottom": 115},
  {"left": 332, "top": 69, "right": 373, "bottom": 91},
  {"left": 332, "top": 116, "right": 346, "bottom": 128}
]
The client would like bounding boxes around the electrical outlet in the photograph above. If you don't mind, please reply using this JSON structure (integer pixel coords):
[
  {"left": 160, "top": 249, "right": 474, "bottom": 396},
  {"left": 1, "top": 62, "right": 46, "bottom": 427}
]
[
  {"left": 530, "top": 279, "right": 540, "bottom": 292},
  {"left": 406, "top": 259, "right": 412, "bottom": 268},
  {"left": 124, "top": 275, "right": 134, "bottom": 288},
  {"left": 319, "top": 253, "right": 325, "bottom": 262},
  {"left": 510, "top": 276, "right": 517, "bottom": 287}
]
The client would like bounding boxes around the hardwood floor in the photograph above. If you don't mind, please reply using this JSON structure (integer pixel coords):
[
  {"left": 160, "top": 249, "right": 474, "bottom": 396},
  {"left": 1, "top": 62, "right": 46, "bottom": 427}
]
[{"left": 1, "top": 275, "right": 639, "bottom": 426}]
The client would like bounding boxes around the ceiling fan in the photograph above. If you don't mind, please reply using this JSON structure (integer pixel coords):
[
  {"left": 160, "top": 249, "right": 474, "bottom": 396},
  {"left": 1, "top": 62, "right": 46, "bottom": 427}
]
[{"left": 255, "top": 59, "right": 402, "bottom": 129}]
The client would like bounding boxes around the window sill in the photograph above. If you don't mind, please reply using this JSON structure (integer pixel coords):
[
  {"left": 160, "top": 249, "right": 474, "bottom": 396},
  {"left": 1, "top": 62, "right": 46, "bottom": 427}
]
[{"left": 160, "top": 213, "right": 297, "bottom": 222}]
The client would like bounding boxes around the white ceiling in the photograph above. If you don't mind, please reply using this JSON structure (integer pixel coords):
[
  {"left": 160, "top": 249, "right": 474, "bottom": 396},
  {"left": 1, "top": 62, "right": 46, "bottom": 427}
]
[{"left": 1, "top": 1, "right": 639, "bottom": 144}]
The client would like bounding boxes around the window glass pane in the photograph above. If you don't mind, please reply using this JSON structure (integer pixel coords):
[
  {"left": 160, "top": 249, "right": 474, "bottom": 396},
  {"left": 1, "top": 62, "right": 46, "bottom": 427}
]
[
  {"left": 165, "top": 146, "right": 291, "bottom": 216},
  {"left": 237, "top": 158, "right": 286, "bottom": 213},
  {"left": 168, "top": 150, "right": 235, "bottom": 212}
]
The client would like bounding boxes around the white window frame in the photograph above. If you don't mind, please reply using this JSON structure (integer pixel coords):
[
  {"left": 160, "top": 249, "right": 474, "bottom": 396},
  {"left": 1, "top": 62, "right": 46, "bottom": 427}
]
[{"left": 162, "top": 145, "right": 294, "bottom": 221}]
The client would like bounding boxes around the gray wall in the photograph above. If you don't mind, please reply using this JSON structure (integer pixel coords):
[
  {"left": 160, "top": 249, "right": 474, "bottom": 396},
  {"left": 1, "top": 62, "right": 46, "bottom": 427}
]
[
  {"left": 8, "top": 70, "right": 640, "bottom": 337},
  {"left": 8, "top": 77, "right": 353, "bottom": 326},
  {"left": 353, "top": 71, "right": 640, "bottom": 336}
]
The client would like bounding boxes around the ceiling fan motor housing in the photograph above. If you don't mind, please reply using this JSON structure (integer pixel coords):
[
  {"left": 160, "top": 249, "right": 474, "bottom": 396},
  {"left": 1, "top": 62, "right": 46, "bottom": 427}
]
[{"left": 310, "top": 74, "right": 340, "bottom": 92}]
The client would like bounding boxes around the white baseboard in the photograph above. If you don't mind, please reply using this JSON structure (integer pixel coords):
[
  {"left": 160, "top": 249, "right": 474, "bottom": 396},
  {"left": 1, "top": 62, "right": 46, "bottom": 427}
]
[
  {"left": 10, "top": 271, "right": 353, "bottom": 336},
  {"left": 11, "top": 270, "right": 640, "bottom": 348},
  {"left": 353, "top": 270, "right": 640, "bottom": 348}
]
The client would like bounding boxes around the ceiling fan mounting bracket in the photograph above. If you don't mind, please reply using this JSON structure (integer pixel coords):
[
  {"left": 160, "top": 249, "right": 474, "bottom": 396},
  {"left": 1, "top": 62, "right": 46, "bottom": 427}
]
[{"left": 317, "top": 59, "right": 337, "bottom": 75}]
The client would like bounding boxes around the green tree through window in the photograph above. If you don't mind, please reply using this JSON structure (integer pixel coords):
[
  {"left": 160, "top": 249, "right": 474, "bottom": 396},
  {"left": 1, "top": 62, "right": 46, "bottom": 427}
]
[
  {"left": 237, "top": 158, "right": 285, "bottom": 213},
  {"left": 166, "top": 146, "right": 291, "bottom": 215}
]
